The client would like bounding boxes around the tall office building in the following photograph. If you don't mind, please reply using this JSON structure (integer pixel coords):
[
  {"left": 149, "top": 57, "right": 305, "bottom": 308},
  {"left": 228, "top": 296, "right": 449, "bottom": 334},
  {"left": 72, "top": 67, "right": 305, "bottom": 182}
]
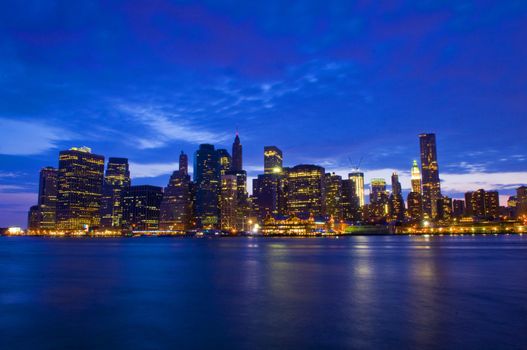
[
  {"left": 159, "top": 153, "right": 192, "bottom": 230},
  {"left": 410, "top": 160, "right": 422, "bottom": 194},
  {"left": 253, "top": 173, "right": 283, "bottom": 220},
  {"left": 370, "top": 178, "right": 389, "bottom": 219},
  {"left": 37, "top": 167, "right": 58, "bottom": 230},
  {"left": 194, "top": 144, "right": 221, "bottom": 228},
  {"left": 465, "top": 189, "right": 499, "bottom": 219},
  {"left": 231, "top": 133, "right": 242, "bottom": 172},
  {"left": 220, "top": 174, "right": 238, "bottom": 231},
  {"left": 407, "top": 192, "right": 423, "bottom": 221},
  {"left": 286, "top": 165, "right": 325, "bottom": 216},
  {"left": 419, "top": 133, "right": 441, "bottom": 218},
  {"left": 264, "top": 146, "right": 283, "bottom": 174},
  {"left": 324, "top": 173, "right": 343, "bottom": 220},
  {"left": 122, "top": 185, "right": 163, "bottom": 231},
  {"left": 453, "top": 199, "right": 465, "bottom": 218},
  {"left": 100, "top": 157, "right": 130, "bottom": 229},
  {"left": 56, "top": 147, "right": 105, "bottom": 230},
  {"left": 389, "top": 172, "right": 405, "bottom": 221},
  {"left": 217, "top": 149, "right": 232, "bottom": 176},
  {"left": 28, "top": 205, "right": 40, "bottom": 230},
  {"left": 437, "top": 196, "right": 453, "bottom": 221},
  {"left": 484, "top": 191, "right": 500, "bottom": 219},
  {"left": 341, "top": 179, "right": 360, "bottom": 221},
  {"left": 516, "top": 186, "right": 527, "bottom": 217},
  {"left": 349, "top": 172, "right": 365, "bottom": 207}
]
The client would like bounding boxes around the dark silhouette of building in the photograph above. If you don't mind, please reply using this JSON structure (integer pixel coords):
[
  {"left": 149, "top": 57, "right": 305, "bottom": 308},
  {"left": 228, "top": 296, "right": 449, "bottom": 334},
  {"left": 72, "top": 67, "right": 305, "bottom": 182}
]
[
  {"left": 56, "top": 147, "right": 105, "bottom": 230},
  {"left": 264, "top": 146, "right": 283, "bottom": 174},
  {"left": 341, "top": 178, "right": 360, "bottom": 221},
  {"left": 37, "top": 167, "right": 58, "bottom": 230},
  {"left": 122, "top": 185, "right": 163, "bottom": 231},
  {"left": 285, "top": 165, "right": 325, "bottom": 216},
  {"left": 407, "top": 192, "right": 423, "bottom": 222},
  {"left": 159, "top": 152, "right": 192, "bottom": 230},
  {"left": 231, "top": 132, "right": 242, "bottom": 172},
  {"left": 419, "top": 133, "right": 441, "bottom": 219},
  {"left": 389, "top": 172, "right": 405, "bottom": 222},
  {"left": 28, "top": 205, "right": 40, "bottom": 230},
  {"left": 100, "top": 157, "right": 130, "bottom": 229},
  {"left": 453, "top": 199, "right": 465, "bottom": 218},
  {"left": 194, "top": 144, "right": 221, "bottom": 228},
  {"left": 517, "top": 186, "right": 527, "bottom": 217}
]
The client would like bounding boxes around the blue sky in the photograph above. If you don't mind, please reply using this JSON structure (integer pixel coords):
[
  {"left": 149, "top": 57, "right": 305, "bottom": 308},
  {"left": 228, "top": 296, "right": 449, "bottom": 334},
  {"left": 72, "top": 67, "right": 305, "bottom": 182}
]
[{"left": 1, "top": 0, "right": 526, "bottom": 227}]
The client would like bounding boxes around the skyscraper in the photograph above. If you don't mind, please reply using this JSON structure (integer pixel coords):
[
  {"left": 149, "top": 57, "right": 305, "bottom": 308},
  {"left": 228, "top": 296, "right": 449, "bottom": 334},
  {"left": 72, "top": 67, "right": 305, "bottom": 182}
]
[
  {"left": 349, "top": 172, "right": 365, "bottom": 207},
  {"left": 370, "top": 178, "right": 389, "bottom": 219},
  {"left": 231, "top": 132, "right": 242, "bottom": 172},
  {"left": 159, "top": 153, "right": 192, "bottom": 231},
  {"left": 407, "top": 192, "right": 423, "bottom": 221},
  {"left": 419, "top": 133, "right": 441, "bottom": 219},
  {"left": 122, "top": 185, "right": 163, "bottom": 231},
  {"left": 389, "top": 172, "right": 405, "bottom": 221},
  {"left": 220, "top": 174, "right": 238, "bottom": 231},
  {"left": 216, "top": 149, "right": 232, "bottom": 176},
  {"left": 516, "top": 186, "right": 527, "bottom": 217},
  {"left": 28, "top": 205, "right": 40, "bottom": 230},
  {"left": 410, "top": 160, "right": 422, "bottom": 194},
  {"left": 324, "top": 173, "right": 343, "bottom": 221},
  {"left": 56, "top": 147, "right": 105, "bottom": 230},
  {"left": 253, "top": 173, "right": 283, "bottom": 220},
  {"left": 286, "top": 165, "right": 325, "bottom": 216},
  {"left": 264, "top": 146, "right": 283, "bottom": 174},
  {"left": 37, "top": 167, "right": 58, "bottom": 230},
  {"left": 194, "top": 144, "right": 221, "bottom": 228},
  {"left": 100, "top": 157, "right": 130, "bottom": 229}
]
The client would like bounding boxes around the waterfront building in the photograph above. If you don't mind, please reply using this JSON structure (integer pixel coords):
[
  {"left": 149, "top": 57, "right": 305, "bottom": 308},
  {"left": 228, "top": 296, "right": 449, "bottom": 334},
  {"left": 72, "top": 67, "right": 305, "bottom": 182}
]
[
  {"left": 253, "top": 173, "right": 283, "bottom": 221},
  {"left": 324, "top": 173, "right": 343, "bottom": 221},
  {"left": 122, "top": 185, "right": 163, "bottom": 231},
  {"left": 264, "top": 146, "right": 283, "bottom": 174},
  {"left": 100, "top": 157, "right": 130, "bottom": 229},
  {"left": 37, "top": 167, "right": 58, "bottom": 230},
  {"left": 262, "top": 215, "right": 316, "bottom": 236},
  {"left": 194, "top": 144, "right": 221, "bottom": 228},
  {"left": 484, "top": 191, "right": 500, "bottom": 219},
  {"left": 389, "top": 172, "right": 405, "bottom": 222},
  {"left": 56, "top": 147, "right": 105, "bottom": 230},
  {"left": 220, "top": 174, "right": 238, "bottom": 231},
  {"left": 231, "top": 133, "right": 243, "bottom": 172},
  {"left": 410, "top": 160, "right": 422, "bottom": 194},
  {"left": 159, "top": 152, "right": 192, "bottom": 230},
  {"left": 349, "top": 172, "right": 365, "bottom": 207},
  {"left": 370, "top": 178, "right": 389, "bottom": 220},
  {"left": 453, "top": 199, "right": 465, "bottom": 218},
  {"left": 465, "top": 189, "right": 500, "bottom": 220},
  {"left": 28, "top": 205, "right": 40, "bottom": 230},
  {"left": 419, "top": 133, "right": 441, "bottom": 219},
  {"left": 286, "top": 165, "right": 325, "bottom": 216},
  {"left": 407, "top": 192, "right": 423, "bottom": 221},
  {"left": 437, "top": 196, "right": 453, "bottom": 221},
  {"left": 341, "top": 179, "right": 360, "bottom": 221},
  {"left": 516, "top": 186, "right": 527, "bottom": 217}
]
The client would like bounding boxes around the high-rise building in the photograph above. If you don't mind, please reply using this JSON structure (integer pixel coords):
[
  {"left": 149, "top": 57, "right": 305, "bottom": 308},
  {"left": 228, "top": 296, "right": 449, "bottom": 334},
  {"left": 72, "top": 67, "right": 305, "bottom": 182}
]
[
  {"left": 253, "top": 173, "right": 284, "bottom": 220},
  {"left": 122, "top": 185, "right": 163, "bottom": 231},
  {"left": 517, "top": 186, "right": 527, "bottom": 217},
  {"left": 419, "top": 133, "right": 441, "bottom": 219},
  {"left": 56, "top": 147, "right": 105, "bottom": 230},
  {"left": 410, "top": 160, "right": 422, "bottom": 194},
  {"left": 349, "top": 172, "right": 365, "bottom": 207},
  {"left": 437, "top": 196, "right": 453, "bottom": 221},
  {"left": 179, "top": 151, "right": 188, "bottom": 176},
  {"left": 484, "top": 191, "right": 500, "bottom": 219},
  {"left": 159, "top": 154, "right": 192, "bottom": 231},
  {"left": 286, "top": 165, "right": 325, "bottom": 216},
  {"left": 465, "top": 189, "right": 499, "bottom": 219},
  {"left": 220, "top": 174, "right": 238, "bottom": 231},
  {"left": 453, "top": 199, "right": 465, "bottom": 218},
  {"left": 194, "top": 144, "right": 220, "bottom": 228},
  {"left": 37, "top": 167, "right": 58, "bottom": 230},
  {"left": 28, "top": 205, "right": 40, "bottom": 230},
  {"left": 370, "top": 178, "right": 389, "bottom": 219},
  {"left": 407, "top": 192, "right": 423, "bottom": 221},
  {"left": 231, "top": 133, "right": 242, "bottom": 172},
  {"left": 389, "top": 172, "right": 405, "bottom": 222},
  {"left": 100, "top": 157, "right": 130, "bottom": 229},
  {"left": 341, "top": 179, "right": 360, "bottom": 221},
  {"left": 216, "top": 149, "right": 232, "bottom": 176},
  {"left": 324, "top": 173, "right": 343, "bottom": 221},
  {"left": 264, "top": 146, "right": 283, "bottom": 174}
]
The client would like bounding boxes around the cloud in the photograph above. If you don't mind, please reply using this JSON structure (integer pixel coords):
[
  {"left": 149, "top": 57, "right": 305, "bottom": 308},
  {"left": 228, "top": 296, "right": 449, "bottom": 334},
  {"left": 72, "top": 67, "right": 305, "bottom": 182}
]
[
  {"left": 0, "top": 118, "right": 72, "bottom": 155},
  {"left": 117, "top": 104, "right": 229, "bottom": 148},
  {"left": 129, "top": 161, "right": 180, "bottom": 178},
  {"left": 441, "top": 171, "right": 527, "bottom": 193}
]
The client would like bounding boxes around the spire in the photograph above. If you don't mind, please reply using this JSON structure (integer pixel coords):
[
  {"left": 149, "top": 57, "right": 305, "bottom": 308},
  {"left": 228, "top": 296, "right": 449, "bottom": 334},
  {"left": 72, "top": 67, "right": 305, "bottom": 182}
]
[
  {"left": 231, "top": 132, "right": 242, "bottom": 171},
  {"left": 411, "top": 160, "right": 421, "bottom": 180}
]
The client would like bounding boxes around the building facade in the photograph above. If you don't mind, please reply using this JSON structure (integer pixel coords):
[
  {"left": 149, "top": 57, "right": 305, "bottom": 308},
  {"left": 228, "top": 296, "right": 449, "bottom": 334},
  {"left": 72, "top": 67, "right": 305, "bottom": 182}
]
[
  {"left": 100, "top": 157, "right": 130, "bottom": 229},
  {"left": 419, "top": 133, "right": 441, "bottom": 219}
]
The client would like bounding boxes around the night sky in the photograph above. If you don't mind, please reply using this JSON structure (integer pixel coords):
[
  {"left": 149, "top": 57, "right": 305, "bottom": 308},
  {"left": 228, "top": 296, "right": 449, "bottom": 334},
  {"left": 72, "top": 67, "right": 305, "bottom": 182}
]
[{"left": 1, "top": 0, "right": 526, "bottom": 227}]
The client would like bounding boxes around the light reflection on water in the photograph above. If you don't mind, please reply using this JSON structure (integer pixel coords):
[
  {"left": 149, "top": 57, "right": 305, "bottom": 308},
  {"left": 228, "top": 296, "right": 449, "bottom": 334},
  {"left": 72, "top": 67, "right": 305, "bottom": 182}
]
[{"left": 1, "top": 235, "right": 527, "bottom": 349}]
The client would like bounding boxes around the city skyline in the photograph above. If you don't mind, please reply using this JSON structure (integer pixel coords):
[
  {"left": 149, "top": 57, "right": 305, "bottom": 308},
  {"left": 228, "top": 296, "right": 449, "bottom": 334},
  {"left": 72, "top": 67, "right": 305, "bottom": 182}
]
[{"left": 1, "top": 1, "right": 527, "bottom": 227}]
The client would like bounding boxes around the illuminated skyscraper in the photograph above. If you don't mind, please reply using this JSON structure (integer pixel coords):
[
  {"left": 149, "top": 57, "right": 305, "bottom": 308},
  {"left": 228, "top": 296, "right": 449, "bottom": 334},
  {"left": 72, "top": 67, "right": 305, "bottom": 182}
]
[
  {"left": 37, "top": 167, "right": 58, "bottom": 230},
  {"left": 349, "top": 172, "right": 365, "bottom": 207},
  {"left": 410, "top": 160, "right": 422, "bottom": 194},
  {"left": 437, "top": 196, "right": 453, "bottom": 221},
  {"left": 341, "top": 179, "right": 360, "bottom": 221},
  {"left": 100, "top": 157, "right": 130, "bottom": 229},
  {"left": 370, "top": 178, "right": 389, "bottom": 219},
  {"left": 517, "top": 186, "right": 527, "bottom": 217},
  {"left": 159, "top": 152, "right": 192, "bottom": 230},
  {"left": 419, "top": 133, "right": 441, "bottom": 218},
  {"left": 220, "top": 174, "right": 238, "bottom": 231},
  {"left": 264, "top": 146, "right": 283, "bottom": 174},
  {"left": 231, "top": 133, "right": 242, "bottom": 172},
  {"left": 407, "top": 192, "right": 423, "bottom": 221},
  {"left": 324, "top": 173, "right": 343, "bottom": 220},
  {"left": 194, "top": 144, "right": 220, "bottom": 228},
  {"left": 56, "top": 147, "right": 105, "bottom": 230},
  {"left": 286, "top": 165, "right": 325, "bottom": 216},
  {"left": 484, "top": 191, "right": 500, "bottom": 219},
  {"left": 216, "top": 149, "right": 232, "bottom": 176},
  {"left": 391, "top": 172, "right": 402, "bottom": 196},
  {"left": 389, "top": 172, "right": 405, "bottom": 221},
  {"left": 122, "top": 185, "right": 163, "bottom": 231}
]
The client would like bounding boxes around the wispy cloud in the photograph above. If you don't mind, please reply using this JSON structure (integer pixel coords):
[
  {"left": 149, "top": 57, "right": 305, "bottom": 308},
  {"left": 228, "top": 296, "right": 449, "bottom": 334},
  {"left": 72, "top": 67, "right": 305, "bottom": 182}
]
[
  {"left": 129, "top": 161, "right": 180, "bottom": 178},
  {"left": 0, "top": 118, "right": 73, "bottom": 155},
  {"left": 117, "top": 104, "right": 229, "bottom": 149}
]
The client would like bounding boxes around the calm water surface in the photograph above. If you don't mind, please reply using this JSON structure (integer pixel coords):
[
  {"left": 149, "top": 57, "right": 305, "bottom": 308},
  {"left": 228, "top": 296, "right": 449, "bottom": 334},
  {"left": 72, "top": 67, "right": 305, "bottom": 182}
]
[{"left": 1, "top": 235, "right": 526, "bottom": 349}]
